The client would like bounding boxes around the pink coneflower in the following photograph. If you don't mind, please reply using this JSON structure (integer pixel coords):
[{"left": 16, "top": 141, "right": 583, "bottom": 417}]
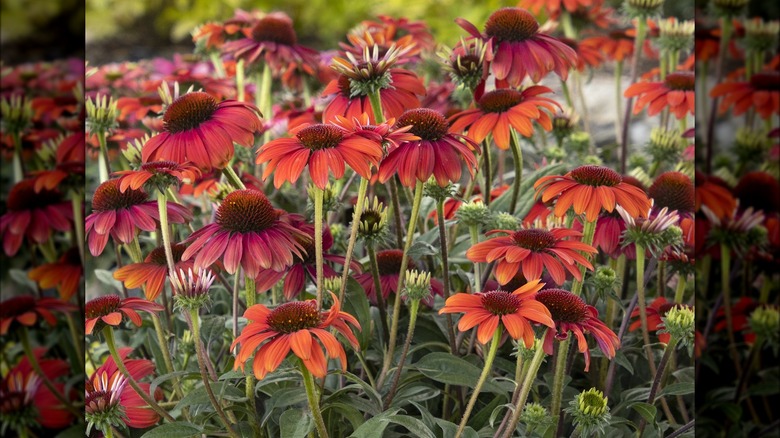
[
  {"left": 85, "top": 295, "right": 163, "bottom": 335},
  {"left": 0, "top": 296, "right": 76, "bottom": 336},
  {"left": 181, "top": 190, "right": 308, "bottom": 278},
  {"left": 536, "top": 288, "right": 620, "bottom": 371},
  {"left": 113, "top": 244, "right": 195, "bottom": 302},
  {"left": 85, "top": 179, "right": 191, "bottom": 256},
  {"left": 141, "top": 91, "right": 261, "bottom": 172},
  {"left": 456, "top": 7, "right": 578, "bottom": 86},
  {"left": 354, "top": 249, "right": 443, "bottom": 306},
  {"left": 0, "top": 179, "right": 72, "bottom": 257}
]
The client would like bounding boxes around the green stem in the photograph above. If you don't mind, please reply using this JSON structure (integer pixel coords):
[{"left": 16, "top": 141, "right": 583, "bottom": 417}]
[
  {"left": 151, "top": 312, "right": 183, "bottom": 401},
  {"left": 638, "top": 337, "right": 680, "bottom": 436},
  {"left": 367, "top": 90, "right": 386, "bottom": 123},
  {"left": 571, "top": 219, "right": 597, "bottom": 296},
  {"left": 64, "top": 313, "right": 84, "bottom": 369},
  {"left": 257, "top": 63, "right": 273, "bottom": 145},
  {"left": 721, "top": 244, "right": 741, "bottom": 374},
  {"left": 636, "top": 244, "right": 654, "bottom": 357},
  {"left": 502, "top": 333, "right": 547, "bottom": 438},
  {"left": 97, "top": 130, "right": 111, "bottom": 183},
  {"left": 236, "top": 59, "right": 246, "bottom": 102},
  {"left": 674, "top": 274, "right": 687, "bottom": 304},
  {"left": 245, "top": 277, "right": 258, "bottom": 416},
  {"left": 157, "top": 192, "right": 176, "bottom": 273},
  {"left": 71, "top": 193, "right": 85, "bottom": 267},
  {"left": 759, "top": 274, "right": 774, "bottom": 303},
  {"left": 20, "top": 327, "right": 81, "bottom": 417},
  {"left": 389, "top": 178, "right": 405, "bottom": 249},
  {"left": 378, "top": 180, "right": 424, "bottom": 387},
  {"left": 560, "top": 79, "right": 574, "bottom": 108},
  {"left": 508, "top": 129, "right": 523, "bottom": 215},
  {"left": 368, "top": 245, "right": 390, "bottom": 346},
  {"left": 102, "top": 326, "right": 175, "bottom": 422},
  {"left": 620, "top": 18, "right": 648, "bottom": 174},
  {"left": 704, "top": 18, "right": 732, "bottom": 173},
  {"left": 222, "top": 165, "right": 246, "bottom": 191},
  {"left": 209, "top": 52, "right": 226, "bottom": 78},
  {"left": 103, "top": 427, "right": 113, "bottom": 438},
  {"left": 12, "top": 132, "right": 24, "bottom": 183},
  {"left": 436, "top": 199, "right": 457, "bottom": 353},
  {"left": 457, "top": 328, "right": 502, "bottom": 438},
  {"left": 301, "top": 362, "right": 330, "bottom": 438},
  {"left": 550, "top": 337, "right": 570, "bottom": 428},
  {"left": 314, "top": 186, "right": 325, "bottom": 308},
  {"left": 188, "top": 310, "right": 240, "bottom": 438},
  {"left": 338, "top": 178, "right": 369, "bottom": 303},
  {"left": 383, "top": 299, "right": 420, "bottom": 408},
  {"left": 483, "top": 140, "right": 492, "bottom": 206},
  {"left": 614, "top": 61, "right": 624, "bottom": 145},
  {"left": 469, "top": 225, "right": 482, "bottom": 293},
  {"left": 39, "top": 239, "right": 57, "bottom": 263}
]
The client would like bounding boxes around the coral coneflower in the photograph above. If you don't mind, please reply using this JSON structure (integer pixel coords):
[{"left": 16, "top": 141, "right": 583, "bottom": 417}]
[
  {"left": 629, "top": 297, "right": 686, "bottom": 344},
  {"left": 256, "top": 122, "right": 384, "bottom": 189},
  {"left": 85, "top": 295, "right": 163, "bottom": 335},
  {"left": 141, "top": 91, "right": 261, "bottom": 172},
  {"left": 85, "top": 179, "right": 191, "bottom": 257},
  {"left": 356, "top": 15, "right": 436, "bottom": 53},
  {"left": 378, "top": 108, "right": 480, "bottom": 187},
  {"left": 714, "top": 296, "right": 759, "bottom": 345},
  {"left": 220, "top": 12, "right": 319, "bottom": 76},
  {"left": 0, "top": 350, "right": 74, "bottom": 431},
  {"left": 85, "top": 347, "right": 162, "bottom": 432},
  {"left": 624, "top": 71, "right": 695, "bottom": 119},
  {"left": 330, "top": 113, "right": 419, "bottom": 152},
  {"left": 711, "top": 71, "right": 780, "bottom": 119},
  {"left": 695, "top": 170, "right": 736, "bottom": 219},
  {"left": 113, "top": 244, "right": 194, "bottom": 302},
  {"left": 467, "top": 227, "right": 597, "bottom": 285},
  {"left": 456, "top": 7, "right": 578, "bottom": 86},
  {"left": 439, "top": 279, "right": 554, "bottom": 347},
  {"left": 649, "top": 171, "right": 695, "bottom": 214},
  {"left": 181, "top": 189, "right": 307, "bottom": 277},
  {"left": 27, "top": 248, "right": 82, "bottom": 301},
  {"left": 534, "top": 165, "right": 652, "bottom": 222},
  {"left": 113, "top": 161, "right": 200, "bottom": 193},
  {"left": 560, "top": 37, "right": 606, "bottom": 72},
  {"left": 590, "top": 30, "right": 636, "bottom": 63},
  {"left": 448, "top": 87, "right": 560, "bottom": 150},
  {"left": 254, "top": 215, "right": 361, "bottom": 300},
  {"left": 354, "top": 249, "right": 443, "bottom": 306},
  {"left": 733, "top": 171, "right": 780, "bottom": 213},
  {"left": 0, "top": 296, "right": 76, "bottom": 336},
  {"left": 0, "top": 179, "right": 72, "bottom": 257},
  {"left": 232, "top": 292, "right": 361, "bottom": 379},
  {"left": 536, "top": 288, "right": 619, "bottom": 371}
]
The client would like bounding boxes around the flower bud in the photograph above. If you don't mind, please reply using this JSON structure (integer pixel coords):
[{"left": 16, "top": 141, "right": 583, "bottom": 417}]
[
  {"left": 357, "top": 196, "right": 389, "bottom": 244},
  {"left": 86, "top": 94, "right": 118, "bottom": 135},
  {"left": 625, "top": 0, "right": 665, "bottom": 19},
  {"left": 520, "top": 402, "right": 553, "bottom": 433},
  {"left": 565, "top": 387, "right": 611, "bottom": 436},
  {"left": 744, "top": 18, "right": 780, "bottom": 54},
  {"left": 171, "top": 268, "right": 215, "bottom": 311},
  {"left": 403, "top": 270, "right": 432, "bottom": 302},
  {"left": 0, "top": 95, "right": 33, "bottom": 136},
  {"left": 661, "top": 306, "right": 695, "bottom": 354},
  {"left": 648, "top": 127, "right": 686, "bottom": 163},
  {"left": 487, "top": 212, "right": 519, "bottom": 232},
  {"left": 658, "top": 18, "right": 695, "bottom": 53},
  {"left": 456, "top": 200, "right": 490, "bottom": 228},
  {"left": 749, "top": 305, "right": 780, "bottom": 350},
  {"left": 424, "top": 177, "right": 456, "bottom": 202}
]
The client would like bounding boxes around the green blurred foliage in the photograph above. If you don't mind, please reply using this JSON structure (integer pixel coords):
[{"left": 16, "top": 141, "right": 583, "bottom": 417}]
[{"left": 1, "top": 0, "right": 80, "bottom": 42}]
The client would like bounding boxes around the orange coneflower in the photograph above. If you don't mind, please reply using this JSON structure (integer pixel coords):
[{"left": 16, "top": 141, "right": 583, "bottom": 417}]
[
  {"left": 181, "top": 190, "right": 307, "bottom": 277},
  {"left": 256, "top": 121, "right": 384, "bottom": 189},
  {"left": 0, "top": 296, "right": 76, "bottom": 336},
  {"left": 534, "top": 165, "right": 652, "bottom": 222},
  {"left": 694, "top": 170, "right": 736, "bottom": 219},
  {"left": 142, "top": 91, "right": 261, "bottom": 172},
  {"left": 85, "top": 179, "right": 191, "bottom": 257},
  {"left": 710, "top": 71, "right": 780, "bottom": 120},
  {"left": 456, "top": 7, "right": 578, "bottom": 86},
  {"left": 357, "top": 15, "right": 436, "bottom": 53},
  {"left": 378, "top": 108, "right": 480, "bottom": 187},
  {"left": 113, "top": 244, "right": 195, "bottom": 301},
  {"left": 85, "top": 295, "right": 163, "bottom": 335},
  {"left": 536, "top": 288, "right": 619, "bottom": 371},
  {"left": 590, "top": 29, "right": 635, "bottom": 63},
  {"left": 624, "top": 71, "right": 695, "bottom": 119},
  {"left": 448, "top": 86, "right": 560, "bottom": 150},
  {"left": 113, "top": 161, "right": 200, "bottom": 193},
  {"left": 28, "top": 248, "right": 83, "bottom": 301},
  {"left": 560, "top": 37, "right": 606, "bottom": 72},
  {"left": 439, "top": 279, "right": 555, "bottom": 347},
  {"left": 232, "top": 292, "right": 361, "bottom": 379},
  {"left": 466, "top": 227, "right": 597, "bottom": 285}
]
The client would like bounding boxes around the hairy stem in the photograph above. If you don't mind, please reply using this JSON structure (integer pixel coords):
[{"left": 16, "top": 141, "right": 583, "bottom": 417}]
[
  {"left": 502, "top": 335, "right": 547, "bottom": 438},
  {"left": 301, "top": 362, "right": 330, "bottom": 438},
  {"left": 436, "top": 199, "right": 457, "bottom": 353},
  {"left": 508, "top": 129, "right": 523, "bottom": 215},
  {"left": 314, "top": 186, "right": 325, "bottom": 309},
  {"left": 457, "top": 328, "right": 502, "bottom": 438},
  {"left": 384, "top": 299, "right": 420, "bottom": 408}
]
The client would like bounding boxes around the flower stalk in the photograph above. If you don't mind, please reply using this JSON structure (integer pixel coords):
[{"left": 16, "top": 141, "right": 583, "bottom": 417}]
[
  {"left": 301, "top": 360, "right": 329, "bottom": 438},
  {"left": 313, "top": 186, "right": 325, "bottom": 309},
  {"left": 383, "top": 298, "right": 420, "bottom": 408},
  {"left": 502, "top": 334, "right": 547, "bottom": 438},
  {"left": 457, "top": 328, "right": 502, "bottom": 438},
  {"left": 20, "top": 327, "right": 81, "bottom": 418},
  {"left": 508, "top": 129, "right": 523, "bottom": 215},
  {"left": 436, "top": 199, "right": 457, "bottom": 353}
]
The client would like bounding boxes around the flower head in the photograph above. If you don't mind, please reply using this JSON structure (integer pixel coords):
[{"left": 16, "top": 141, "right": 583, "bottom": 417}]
[
  {"left": 355, "top": 249, "right": 443, "bottom": 306},
  {"left": 624, "top": 71, "right": 695, "bottom": 119},
  {"left": 113, "top": 243, "right": 194, "bottom": 301},
  {"left": 85, "top": 295, "right": 163, "bottom": 335},
  {"left": 749, "top": 306, "right": 780, "bottom": 352},
  {"left": 27, "top": 247, "right": 83, "bottom": 301},
  {"left": 536, "top": 288, "right": 620, "bottom": 371},
  {"left": 649, "top": 171, "right": 695, "bottom": 214},
  {"left": 170, "top": 268, "right": 216, "bottom": 310},
  {"left": 710, "top": 72, "right": 780, "bottom": 120},
  {"left": 182, "top": 189, "right": 308, "bottom": 277},
  {"left": 232, "top": 292, "right": 361, "bottom": 379},
  {"left": 660, "top": 306, "right": 696, "bottom": 355},
  {"left": 142, "top": 91, "right": 261, "bottom": 172},
  {"left": 357, "top": 196, "right": 390, "bottom": 244},
  {"left": 439, "top": 279, "right": 554, "bottom": 347},
  {"left": 647, "top": 127, "right": 687, "bottom": 163},
  {"left": 0, "top": 296, "right": 75, "bottom": 336},
  {"left": 403, "top": 270, "right": 433, "bottom": 302},
  {"left": 113, "top": 161, "right": 200, "bottom": 194},
  {"left": 618, "top": 204, "right": 682, "bottom": 255},
  {"left": 440, "top": 38, "right": 493, "bottom": 91},
  {"left": 695, "top": 170, "right": 736, "bottom": 219},
  {"left": 625, "top": 0, "right": 665, "bottom": 18}
]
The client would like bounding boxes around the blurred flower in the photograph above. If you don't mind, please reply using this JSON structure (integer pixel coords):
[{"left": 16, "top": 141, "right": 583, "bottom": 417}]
[
  {"left": 647, "top": 127, "right": 686, "bottom": 164},
  {"left": 466, "top": 227, "right": 597, "bottom": 285},
  {"left": 181, "top": 189, "right": 307, "bottom": 277},
  {"left": 85, "top": 179, "right": 191, "bottom": 256},
  {"left": 710, "top": 72, "right": 780, "bottom": 120},
  {"left": 560, "top": 37, "right": 605, "bottom": 72},
  {"left": 536, "top": 288, "right": 619, "bottom": 371},
  {"left": 27, "top": 248, "right": 82, "bottom": 301},
  {"left": 85, "top": 295, "right": 163, "bottom": 335},
  {"left": 695, "top": 170, "right": 736, "bottom": 219},
  {"left": 624, "top": 71, "right": 695, "bottom": 119},
  {"left": 113, "top": 243, "right": 194, "bottom": 302},
  {"left": 0, "top": 296, "right": 75, "bottom": 336},
  {"left": 232, "top": 292, "right": 361, "bottom": 379},
  {"left": 356, "top": 15, "right": 436, "bottom": 53},
  {"left": 733, "top": 171, "right": 780, "bottom": 214},
  {"left": 715, "top": 296, "right": 758, "bottom": 345},
  {"left": 354, "top": 249, "right": 443, "bottom": 307},
  {"left": 439, "top": 279, "right": 554, "bottom": 346},
  {"left": 142, "top": 91, "right": 261, "bottom": 172}
]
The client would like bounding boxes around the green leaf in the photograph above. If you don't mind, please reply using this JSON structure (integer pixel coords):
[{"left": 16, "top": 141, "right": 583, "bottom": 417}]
[
  {"left": 471, "top": 393, "right": 507, "bottom": 430},
  {"left": 279, "top": 408, "right": 314, "bottom": 438},
  {"left": 631, "top": 402, "right": 657, "bottom": 424},
  {"left": 383, "top": 415, "right": 436, "bottom": 438},
  {"left": 342, "top": 278, "right": 372, "bottom": 350},
  {"left": 415, "top": 352, "right": 505, "bottom": 393},
  {"left": 434, "top": 419, "right": 478, "bottom": 438},
  {"left": 349, "top": 408, "right": 400, "bottom": 438},
  {"left": 408, "top": 239, "right": 438, "bottom": 258},
  {"left": 613, "top": 350, "right": 634, "bottom": 374},
  {"left": 140, "top": 422, "right": 203, "bottom": 438},
  {"left": 175, "top": 382, "right": 245, "bottom": 410},
  {"left": 659, "top": 382, "right": 694, "bottom": 397},
  {"left": 341, "top": 372, "right": 384, "bottom": 414},
  {"left": 94, "top": 269, "right": 124, "bottom": 293},
  {"left": 262, "top": 387, "right": 308, "bottom": 424},
  {"left": 199, "top": 315, "right": 227, "bottom": 345},
  {"left": 489, "top": 162, "right": 567, "bottom": 215}
]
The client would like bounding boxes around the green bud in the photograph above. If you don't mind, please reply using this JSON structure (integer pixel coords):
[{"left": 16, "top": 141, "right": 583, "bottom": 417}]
[
  {"left": 357, "top": 196, "right": 390, "bottom": 244},
  {"left": 648, "top": 127, "right": 686, "bottom": 163},
  {"left": 734, "top": 127, "right": 771, "bottom": 164},
  {"left": 403, "top": 270, "right": 432, "bottom": 302},
  {"left": 122, "top": 135, "right": 149, "bottom": 168},
  {"left": 711, "top": 0, "right": 749, "bottom": 18},
  {"left": 658, "top": 18, "right": 695, "bottom": 53},
  {"left": 487, "top": 212, "right": 519, "bottom": 232},
  {"left": 749, "top": 306, "right": 780, "bottom": 349},
  {"left": 583, "top": 154, "right": 603, "bottom": 166},
  {"left": 566, "top": 131, "right": 591, "bottom": 156},
  {"left": 543, "top": 145, "right": 566, "bottom": 161},
  {"left": 661, "top": 306, "right": 695, "bottom": 354},
  {"left": 424, "top": 177, "right": 456, "bottom": 201},
  {"left": 565, "top": 387, "right": 611, "bottom": 436},
  {"left": 0, "top": 95, "right": 33, "bottom": 136},
  {"left": 520, "top": 402, "right": 553, "bottom": 432},
  {"left": 307, "top": 183, "right": 339, "bottom": 214},
  {"left": 624, "top": 0, "right": 665, "bottom": 18},
  {"left": 85, "top": 94, "right": 118, "bottom": 135},
  {"left": 456, "top": 200, "right": 490, "bottom": 228}
]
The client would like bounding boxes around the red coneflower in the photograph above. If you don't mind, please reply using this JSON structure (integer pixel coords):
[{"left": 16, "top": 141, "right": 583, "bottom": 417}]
[
  {"left": 220, "top": 12, "right": 319, "bottom": 77},
  {"left": 232, "top": 292, "right": 361, "bottom": 379},
  {"left": 358, "top": 15, "right": 436, "bottom": 53},
  {"left": 695, "top": 170, "right": 736, "bottom": 219},
  {"left": 29, "top": 131, "right": 85, "bottom": 192},
  {"left": 624, "top": 71, "right": 695, "bottom": 119},
  {"left": 439, "top": 279, "right": 554, "bottom": 347},
  {"left": 710, "top": 71, "right": 780, "bottom": 120},
  {"left": 0, "top": 350, "right": 74, "bottom": 430},
  {"left": 536, "top": 288, "right": 620, "bottom": 371},
  {"left": 256, "top": 122, "right": 384, "bottom": 189},
  {"left": 560, "top": 37, "right": 606, "bottom": 72},
  {"left": 141, "top": 91, "right": 261, "bottom": 172},
  {"left": 467, "top": 227, "right": 597, "bottom": 285},
  {"left": 448, "top": 87, "right": 560, "bottom": 150},
  {"left": 0, "top": 296, "right": 76, "bottom": 336},
  {"left": 254, "top": 215, "right": 361, "bottom": 300},
  {"left": 456, "top": 7, "right": 578, "bottom": 86},
  {"left": 27, "top": 248, "right": 83, "bottom": 301},
  {"left": 534, "top": 165, "right": 653, "bottom": 222},
  {"left": 0, "top": 179, "right": 72, "bottom": 257},
  {"left": 649, "top": 171, "right": 695, "bottom": 214},
  {"left": 85, "top": 347, "right": 162, "bottom": 430},
  {"left": 354, "top": 249, "right": 443, "bottom": 306},
  {"left": 85, "top": 295, "right": 163, "bottom": 335},
  {"left": 629, "top": 297, "right": 686, "bottom": 344},
  {"left": 181, "top": 189, "right": 307, "bottom": 277},
  {"left": 85, "top": 179, "right": 191, "bottom": 257},
  {"left": 113, "top": 161, "right": 201, "bottom": 193},
  {"left": 590, "top": 213, "right": 628, "bottom": 259},
  {"left": 378, "top": 108, "right": 480, "bottom": 187},
  {"left": 330, "top": 113, "right": 419, "bottom": 152},
  {"left": 714, "top": 296, "right": 759, "bottom": 345},
  {"left": 113, "top": 244, "right": 195, "bottom": 302},
  {"left": 733, "top": 171, "right": 780, "bottom": 214}
]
